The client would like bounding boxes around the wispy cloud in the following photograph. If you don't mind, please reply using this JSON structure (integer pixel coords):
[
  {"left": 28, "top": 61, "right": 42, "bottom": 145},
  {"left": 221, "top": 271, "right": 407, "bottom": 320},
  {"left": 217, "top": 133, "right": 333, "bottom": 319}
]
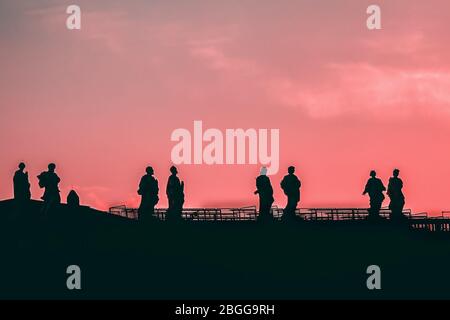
[{"left": 265, "top": 63, "right": 450, "bottom": 118}]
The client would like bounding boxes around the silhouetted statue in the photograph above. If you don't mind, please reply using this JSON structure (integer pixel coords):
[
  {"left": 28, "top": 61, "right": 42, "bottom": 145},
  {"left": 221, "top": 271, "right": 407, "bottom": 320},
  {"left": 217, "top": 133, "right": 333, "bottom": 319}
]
[
  {"left": 362, "top": 170, "right": 386, "bottom": 219},
  {"left": 13, "top": 162, "right": 31, "bottom": 203},
  {"left": 387, "top": 169, "right": 405, "bottom": 221},
  {"left": 166, "top": 166, "right": 184, "bottom": 221},
  {"left": 254, "top": 167, "right": 274, "bottom": 222},
  {"left": 67, "top": 190, "right": 80, "bottom": 208},
  {"left": 280, "top": 166, "right": 301, "bottom": 220},
  {"left": 37, "top": 163, "right": 61, "bottom": 215},
  {"left": 138, "top": 166, "right": 159, "bottom": 222}
]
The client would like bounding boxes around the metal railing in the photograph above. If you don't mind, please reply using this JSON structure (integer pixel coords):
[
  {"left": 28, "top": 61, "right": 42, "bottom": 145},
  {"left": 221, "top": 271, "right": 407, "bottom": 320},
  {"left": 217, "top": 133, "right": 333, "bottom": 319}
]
[
  {"left": 109, "top": 205, "right": 414, "bottom": 222},
  {"left": 106, "top": 205, "right": 450, "bottom": 232}
]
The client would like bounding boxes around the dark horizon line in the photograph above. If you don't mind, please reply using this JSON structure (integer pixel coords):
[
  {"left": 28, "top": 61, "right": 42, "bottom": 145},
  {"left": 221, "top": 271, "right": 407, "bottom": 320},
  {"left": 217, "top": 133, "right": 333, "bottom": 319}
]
[{"left": 2, "top": 198, "right": 448, "bottom": 215}]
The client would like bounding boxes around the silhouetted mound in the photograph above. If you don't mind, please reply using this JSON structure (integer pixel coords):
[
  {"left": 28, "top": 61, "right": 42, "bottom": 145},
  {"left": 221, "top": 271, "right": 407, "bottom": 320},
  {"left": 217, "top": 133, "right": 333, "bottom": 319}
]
[
  {"left": 0, "top": 199, "right": 126, "bottom": 223},
  {"left": 0, "top": 200, "right": 450, "bottom": 299}
]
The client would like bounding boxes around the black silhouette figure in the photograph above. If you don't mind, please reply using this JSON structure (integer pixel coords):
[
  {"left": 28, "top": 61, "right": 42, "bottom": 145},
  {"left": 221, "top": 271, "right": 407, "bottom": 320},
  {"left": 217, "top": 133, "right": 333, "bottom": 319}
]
[
  {"left": 138, "top": 166, "right": 159, "bottom": 222},
  {"left": 280, "top": 166, "right": 301, "bottom": 220},
  {"left": 37, "top": 163, "right": 61, "bottom": 215},
  {"left": 13, "top": 162, "right": 31, "bottom": 203},
  {"left": 254, "top": 167, "right": 274, "bottom": 222},
  {"left": 363, "top": 170, "right": 386, "bottom": 219},
  {"left": 67, "top": 190, "right": 80, "bottom": 208},
  {"left": 166, "top": 166, "right": 184, "bottom": 221},
  {"left": 387, "top": 169, "right": 405, "bottom": 221}
]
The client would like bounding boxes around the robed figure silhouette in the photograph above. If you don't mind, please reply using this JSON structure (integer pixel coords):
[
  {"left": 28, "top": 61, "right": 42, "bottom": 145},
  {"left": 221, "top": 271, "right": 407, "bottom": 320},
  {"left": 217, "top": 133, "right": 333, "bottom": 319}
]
[
  {"left": 387, "top": 169, "right": 405, "bottom": 221},
  {"left": 254, "top": 167, "right": 274, "bottom": 222},
  {"left": 13, "top": 162, "right": 31, "bottom": 203},
  {"left": 166, "top": 166, "right": 184, "bottom": 221},
  {"left": 363, "top": 170, "right": 386, "bottom": 219},
  {"left": 138, "top": 166, "right": 159, "bottom": 222},
  {"left": 67, "top": 190, "right": 80, "bottom": 208},
  {"left": 37, "top": 163, "right": 61, "bottom": 215},
  {"left": 280, "top": 166, "right": 301, "bottom": 220}
]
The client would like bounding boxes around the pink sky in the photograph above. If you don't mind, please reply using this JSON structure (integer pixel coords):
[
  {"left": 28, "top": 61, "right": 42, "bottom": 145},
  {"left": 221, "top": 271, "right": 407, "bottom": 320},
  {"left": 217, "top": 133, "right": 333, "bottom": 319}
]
[{"left": 1, "top": 0, "right": 450, "bottom": 214}]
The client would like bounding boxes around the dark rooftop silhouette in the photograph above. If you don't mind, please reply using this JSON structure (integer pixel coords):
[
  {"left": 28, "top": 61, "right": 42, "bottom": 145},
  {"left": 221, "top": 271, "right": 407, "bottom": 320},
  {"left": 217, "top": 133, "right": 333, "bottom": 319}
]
[
  {"left": 2, "top": 198, "right": 450, "bottom": 299},
  {"left": 2, "top": 163, "right": 450, "bottom": 299}
]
